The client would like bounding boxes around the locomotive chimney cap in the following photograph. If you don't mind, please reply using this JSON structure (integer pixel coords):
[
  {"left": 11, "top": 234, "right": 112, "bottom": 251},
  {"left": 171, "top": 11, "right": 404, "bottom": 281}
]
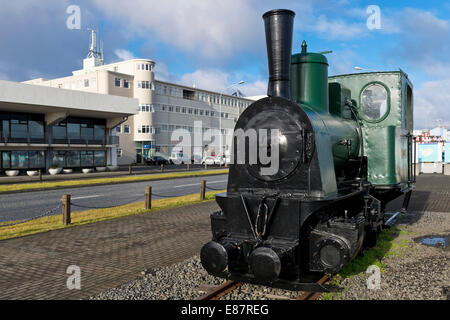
[{"left": 263, "top": 9, "right": 295, "bottom": 18}]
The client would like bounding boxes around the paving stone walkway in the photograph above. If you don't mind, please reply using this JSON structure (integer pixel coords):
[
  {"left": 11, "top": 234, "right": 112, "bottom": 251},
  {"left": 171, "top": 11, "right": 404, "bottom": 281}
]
[{"left": 0, "top": 201, "right": 219, "bottom": 299}]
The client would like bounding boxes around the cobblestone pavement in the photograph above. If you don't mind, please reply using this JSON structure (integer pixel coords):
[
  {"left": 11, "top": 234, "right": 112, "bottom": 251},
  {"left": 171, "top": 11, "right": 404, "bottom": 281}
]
[
  {"left": 0, "top": 201, "right": 219, "bottom": 299},
  {"left": 0, "top": 174, "right": 448, "bottom": 300}
]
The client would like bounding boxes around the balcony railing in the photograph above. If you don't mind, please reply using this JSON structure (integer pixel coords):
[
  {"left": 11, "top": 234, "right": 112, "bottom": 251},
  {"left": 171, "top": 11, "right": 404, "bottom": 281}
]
[{"left": 0, "top": 132, "right": 119, "bottom": 147}]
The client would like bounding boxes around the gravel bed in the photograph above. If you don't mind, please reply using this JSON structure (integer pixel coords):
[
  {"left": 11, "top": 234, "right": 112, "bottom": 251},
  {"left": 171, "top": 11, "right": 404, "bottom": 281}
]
[
  {"left": 90, "top": 255, "right": 300, "bottom": 300},
  {"left": 90, "top": 257, "right": 224, "bottom": 300},
  {"left": 91, "top": 210, "right": 448, "bottom": 300}
]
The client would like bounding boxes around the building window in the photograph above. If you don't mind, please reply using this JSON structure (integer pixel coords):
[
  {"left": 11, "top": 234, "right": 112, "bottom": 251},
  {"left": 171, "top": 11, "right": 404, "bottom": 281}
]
[
  {"left": 199, "top": 110, "right": 204, "bottom": 116},
  {"left": 205, "top": 111, "right": 209, "bottom": 116},
  {"left": 116, "top": 126, "right": 121, "bottom": 133},
  {"left": 115, "top": 78, "right": 121, "bottom": 87},
  {"left": 169, "top": 106, "right": 174, "bottom": 112},
  {"left": 137, "top": 64, "right": 140, "bottom": 70},
  {"left": 161, "top": 125, "right": 168, "bottom": 131},
  {"left": 194, "top": 109, "right": 198, "bottom": 115},
  {"left": 210, "top": 111, "right": 215, "bottom": 117},
  {"left": 117, "top": 148, "right": 122, "bottom": 158},
  {"left": 146, "top": 64, "right": 149, "bottom": 71},
  {"left": 169, "top": 125, "right": 174, "bottom": 131},
  {"left": 124, "top": 125, "right": 130, "bottom": 133},
  {"left": 138, "top": 125, "right": 151, "bottom": 134},
  {"left": 182, "top": 107, "right": 186, "bottom": 113},
  {"left": 175, "top": 106, "right": 180, "bottom": 113},
  {"left": 138, "top": 81, "right": 150, "bottom": 89},
  {"left": 84, "top": 79, "right": 89, "bottom": 87},
  {"left": 124, "top": 79, "right": 129, "bottom": 88},
  {"left": 188, "top": 108, "right": 193, "bottom": 114},
  {"left": 155, "top": 127, "right": 161, "bottom": 134}
]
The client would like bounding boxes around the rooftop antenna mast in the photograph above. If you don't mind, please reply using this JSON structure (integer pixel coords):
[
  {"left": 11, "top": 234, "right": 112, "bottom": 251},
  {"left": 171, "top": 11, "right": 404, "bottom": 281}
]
[{"left": 87, "top": 28, "right": 102, "bottom": 60}]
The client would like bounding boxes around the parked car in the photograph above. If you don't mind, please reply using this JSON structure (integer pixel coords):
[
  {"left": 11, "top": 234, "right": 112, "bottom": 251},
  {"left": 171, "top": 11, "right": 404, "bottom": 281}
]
[
  {"left": 202, "top": 156, "right": 225, "bottom": 165},
  {"left": 168, "top": 152, "right": 191, "bottom": 165},
  {"left": 145, "top": 156, "right": 169, "bottom": 166},
  {"left": 215, "top": 156, "right": 226, "bottom": 166},
  {"left": 202, "top": 156, "right": 216, "bottom": 165}
]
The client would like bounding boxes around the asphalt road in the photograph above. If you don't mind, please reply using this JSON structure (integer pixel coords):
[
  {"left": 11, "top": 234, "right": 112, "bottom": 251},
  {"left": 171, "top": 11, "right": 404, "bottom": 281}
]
[{"left": 0, "top": 174, "right": 228, "bottom": 223}]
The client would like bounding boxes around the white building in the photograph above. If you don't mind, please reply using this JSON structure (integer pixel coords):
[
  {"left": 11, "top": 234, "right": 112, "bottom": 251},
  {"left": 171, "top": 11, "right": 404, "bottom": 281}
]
[{"left": 24, "top": 31, "right": 253, "bottom": 164}]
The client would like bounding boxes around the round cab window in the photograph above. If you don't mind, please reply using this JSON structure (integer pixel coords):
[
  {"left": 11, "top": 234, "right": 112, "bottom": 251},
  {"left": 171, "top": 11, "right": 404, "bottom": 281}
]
[{"left": 361, "top": 84, "right": 388, "bottom": 120}]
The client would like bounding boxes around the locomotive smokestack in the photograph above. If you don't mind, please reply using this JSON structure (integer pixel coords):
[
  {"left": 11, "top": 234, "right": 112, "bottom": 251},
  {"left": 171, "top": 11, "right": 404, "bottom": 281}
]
[{"left": 263, "top": 9, "right": 295, "bottom": 99}]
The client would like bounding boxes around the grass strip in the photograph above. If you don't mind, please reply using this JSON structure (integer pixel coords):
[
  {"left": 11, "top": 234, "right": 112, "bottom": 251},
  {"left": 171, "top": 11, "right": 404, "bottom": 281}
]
[
  {"left": 321, "top": 226, "right": 414, "bottom": 300},
  {"left": 0, "top": 169, "right": 228, "bottom": 193},
  {"left": 0, "top": 190, "right": 225, "bottom": 241}
]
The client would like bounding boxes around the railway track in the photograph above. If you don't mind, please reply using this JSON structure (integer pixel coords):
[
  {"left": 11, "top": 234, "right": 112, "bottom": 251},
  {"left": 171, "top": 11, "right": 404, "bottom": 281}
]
[
  {"left": 197, "top": 281, "right": 243, "bottom": 300},
  {"left": 196, "top": 275, "right": 332, "bottom": 300}
]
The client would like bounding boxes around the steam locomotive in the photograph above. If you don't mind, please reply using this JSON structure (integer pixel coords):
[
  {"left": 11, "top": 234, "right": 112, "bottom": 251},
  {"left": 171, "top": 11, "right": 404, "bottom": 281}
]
[{"left": 200, "top": 9, "right": 415, "bottom": 291}]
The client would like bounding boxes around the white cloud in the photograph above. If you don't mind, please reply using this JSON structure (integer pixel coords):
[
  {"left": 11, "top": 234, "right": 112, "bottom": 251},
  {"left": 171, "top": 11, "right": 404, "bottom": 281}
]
[
  {"left": 311, "top": 14, "right": 366, "bottom": 39},
  {"left": 179, "top": 69, "right": 231, "bottom": 93},
  {"left": 114, "top": 49, "right": 135, "bottom": 61},
  {"left": 174, "top": 68, "right": 265, "bottom": 97},
  {"left": 387, "top": 8, "right": 450, "bottom": 78},
  {"left": 91, "top": 0, "right": 263, "bottom": 61},
  {"left": 154, "top": 62, "right": 170, "bottom": 82},
  {"left": 414, "top": 78, "right": 450, "bottom": 129}
]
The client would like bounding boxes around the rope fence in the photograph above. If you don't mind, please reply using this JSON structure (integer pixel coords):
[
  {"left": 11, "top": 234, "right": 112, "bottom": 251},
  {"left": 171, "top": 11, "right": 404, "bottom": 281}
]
[
  {"left": 0, "top": 179, "right": 226, "bottom": 228},
  {"left": 0, "top": 204, "right": 61, "bottom": 228}
]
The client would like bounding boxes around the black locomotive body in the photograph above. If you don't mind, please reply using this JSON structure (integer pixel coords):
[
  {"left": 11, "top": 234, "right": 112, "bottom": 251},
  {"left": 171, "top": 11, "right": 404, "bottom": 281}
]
[{"left": 200, "top": 9, "right": 414, "bottom": 291}]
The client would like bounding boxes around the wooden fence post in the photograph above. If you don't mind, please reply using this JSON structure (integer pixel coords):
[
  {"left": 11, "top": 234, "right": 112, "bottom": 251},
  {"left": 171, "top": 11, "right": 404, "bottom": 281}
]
[
  {"left": 39, "top": 169, "right": 42, "bottom": 181},
  {"left": 145, "top": 186, "right": 152, "bottom": 209},
  {"left": 62, "top": 194, "right": 71, "bottom": 225},
  {"left": 200, "top": 180, "right": 206, "bottom": 200},
  {"left": 129, "top": 164, "right": 132, "bottom": 175}
]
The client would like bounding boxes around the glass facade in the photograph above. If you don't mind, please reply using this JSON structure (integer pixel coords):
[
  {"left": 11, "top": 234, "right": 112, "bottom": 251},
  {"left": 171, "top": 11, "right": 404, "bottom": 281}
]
[
  {"left": 50, "top": 150, "right": 106, "bottom": 168},
  {"left": 1, "top": 151, "right": 45, "bottom": 169},
  {"left": 0, "top": 112, "right": 45, "bottom": 142},
  {"left": 0, "top": 112, "right": 110, "bottom": 172},
  {"left": 52, "top": 117, "right": 106, "bottom": 144}
]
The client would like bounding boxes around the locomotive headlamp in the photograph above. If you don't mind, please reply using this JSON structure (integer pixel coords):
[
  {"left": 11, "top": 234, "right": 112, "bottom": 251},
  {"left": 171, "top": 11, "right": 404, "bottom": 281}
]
[{"left": 313, "top": 237, "right": 351, "bottom": 274}]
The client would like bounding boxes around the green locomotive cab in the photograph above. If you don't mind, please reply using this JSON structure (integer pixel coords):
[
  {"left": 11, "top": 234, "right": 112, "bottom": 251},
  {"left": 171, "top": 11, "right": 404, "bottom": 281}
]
[{"left": 329, "top": 71, "right": 414, "bottom": 190}]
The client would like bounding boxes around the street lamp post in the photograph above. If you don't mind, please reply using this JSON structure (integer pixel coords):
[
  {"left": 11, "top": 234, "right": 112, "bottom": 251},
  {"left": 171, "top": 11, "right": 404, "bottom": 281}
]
[
  {"left": 218, "top": 80, "right": 244, "bottom": 163},
  {"left": 353, "top": 66, "right": 377, "bottom": 72}
]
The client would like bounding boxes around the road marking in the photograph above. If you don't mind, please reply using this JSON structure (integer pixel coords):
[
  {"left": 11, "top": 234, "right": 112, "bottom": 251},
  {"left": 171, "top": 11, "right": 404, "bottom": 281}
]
[
  {"left": 71, "top": 195, "right": 102, "bottom": 200},
  {"left": 174, "top": 180, "right": 227, "bottom": 188}
]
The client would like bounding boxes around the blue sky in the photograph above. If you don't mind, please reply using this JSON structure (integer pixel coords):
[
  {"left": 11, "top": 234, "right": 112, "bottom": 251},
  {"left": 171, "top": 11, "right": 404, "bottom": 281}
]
[{"left": 0, "top": 0, "right": 449, "bottom": 129}]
